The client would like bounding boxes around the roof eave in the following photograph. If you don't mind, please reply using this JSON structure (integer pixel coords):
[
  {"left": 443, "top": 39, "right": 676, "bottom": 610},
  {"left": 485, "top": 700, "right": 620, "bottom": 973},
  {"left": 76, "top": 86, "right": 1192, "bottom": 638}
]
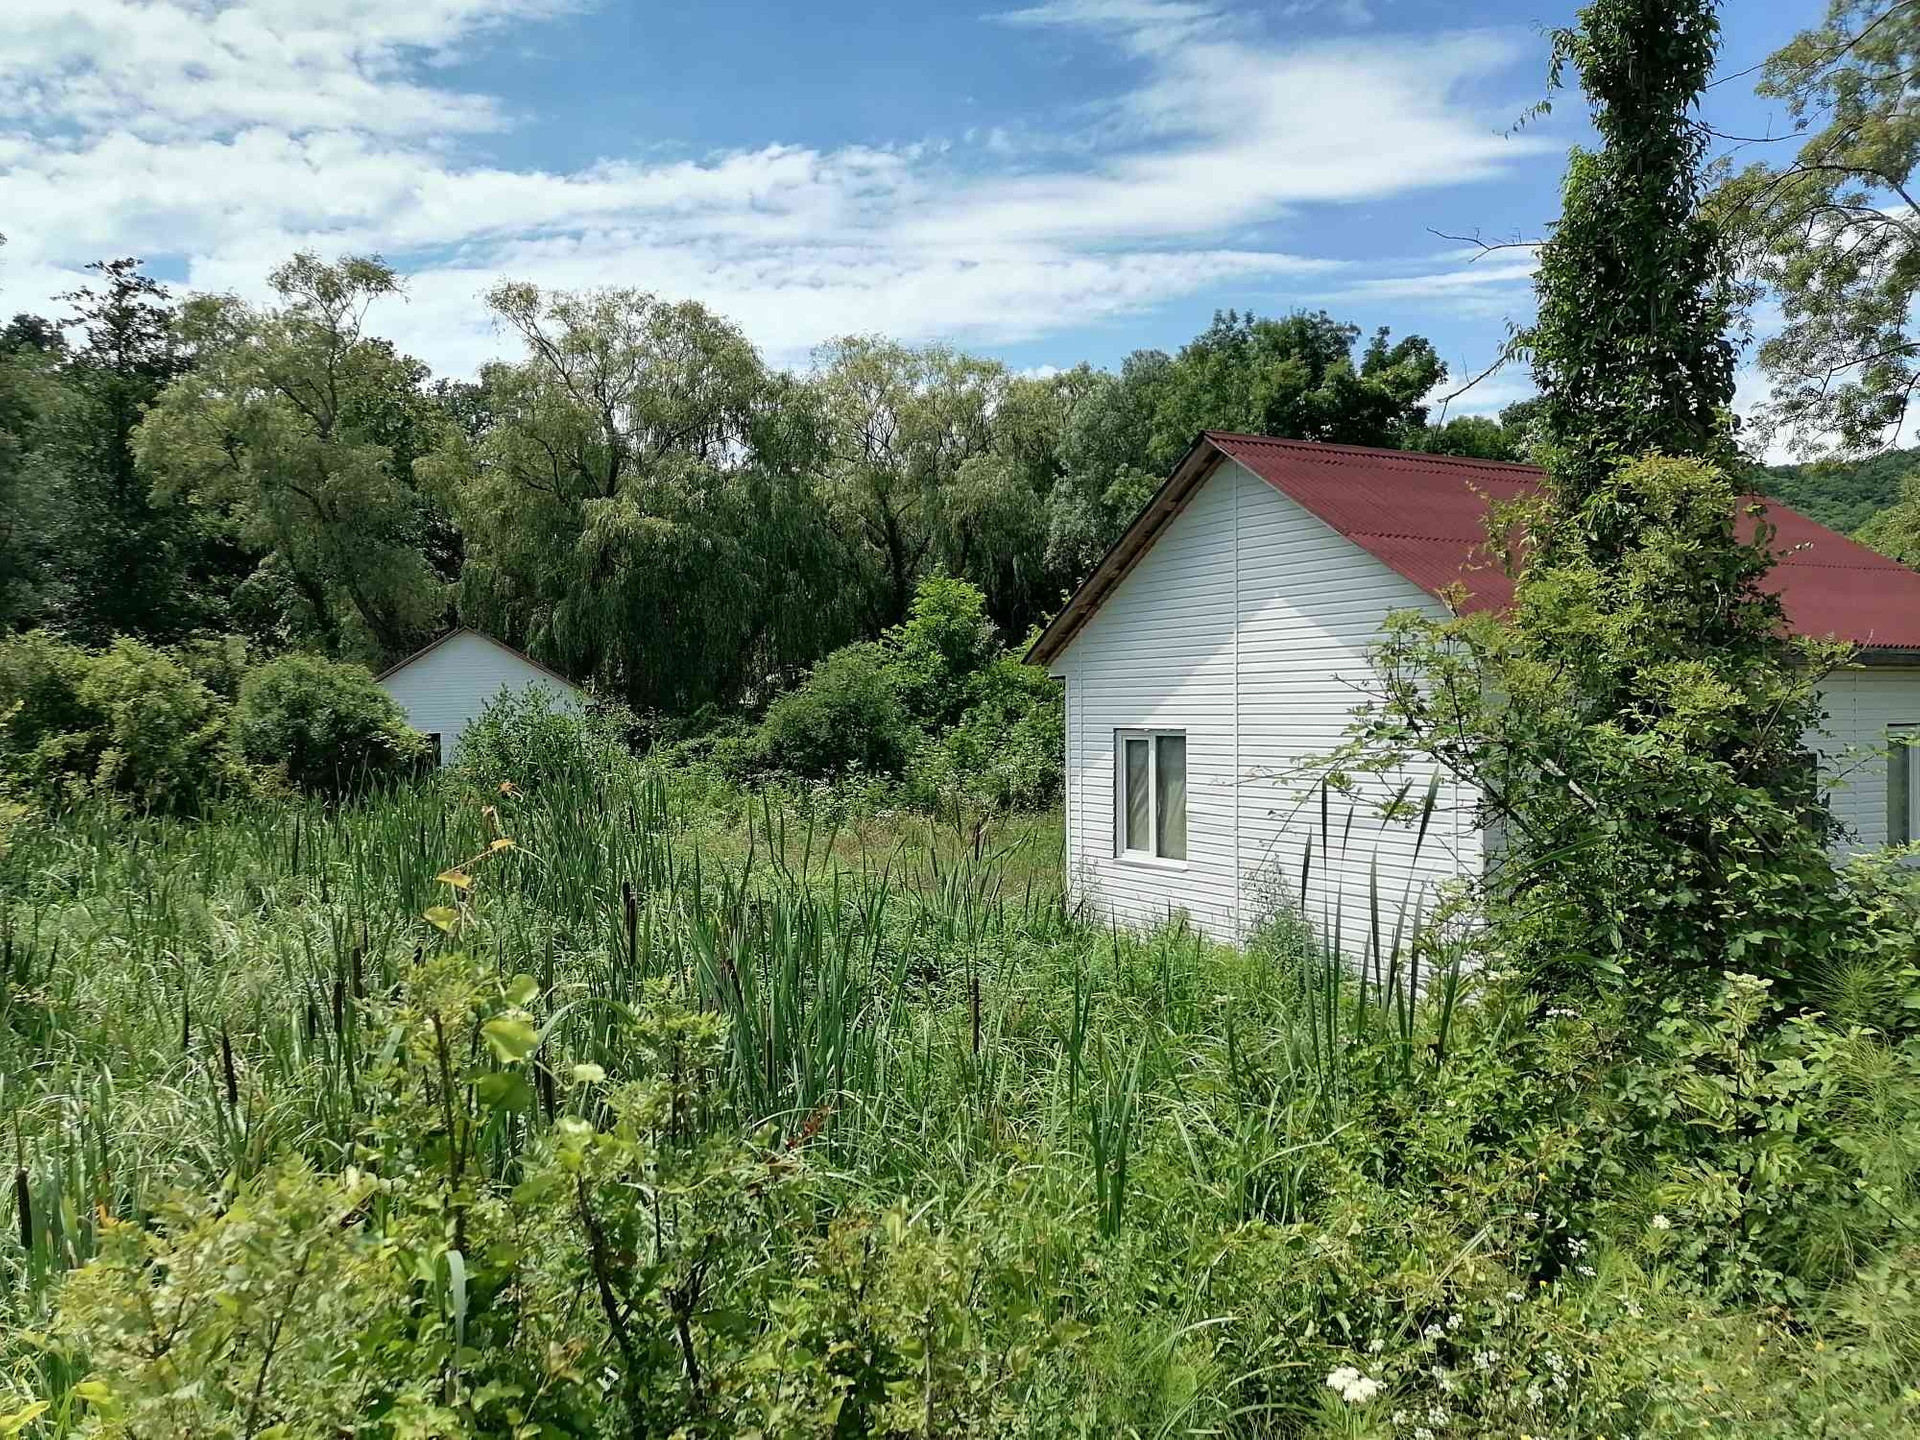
[
  {"left": 1024, "top": 435, "right": 1226, "bottom": 668},
  {"left": 1853, "top": 645, "right": 1920, "bottom": 668}
]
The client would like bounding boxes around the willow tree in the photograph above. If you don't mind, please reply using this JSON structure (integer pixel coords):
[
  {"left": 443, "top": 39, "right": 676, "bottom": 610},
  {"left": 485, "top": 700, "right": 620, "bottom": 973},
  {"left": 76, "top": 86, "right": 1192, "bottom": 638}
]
[
  {"left": 136, "top": 254, "right": 448, "bottom": 663},
  {"left": 425, "top": 283, "right": 859, "bottom": 713}
]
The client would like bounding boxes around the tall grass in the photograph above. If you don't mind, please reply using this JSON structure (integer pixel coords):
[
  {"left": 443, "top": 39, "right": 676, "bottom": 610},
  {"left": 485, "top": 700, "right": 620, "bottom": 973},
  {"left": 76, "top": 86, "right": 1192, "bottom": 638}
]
[{"left": 0, "top": 762, "right": 1489, "bottom": 1434}]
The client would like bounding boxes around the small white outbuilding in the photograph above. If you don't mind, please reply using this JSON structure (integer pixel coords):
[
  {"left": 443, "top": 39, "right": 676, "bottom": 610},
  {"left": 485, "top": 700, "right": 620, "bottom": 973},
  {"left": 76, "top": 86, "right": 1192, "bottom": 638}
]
[
  {"left": 1027, "top": 432, "right": 1920, "bottom": 949},
  {"left": 375, "top": 628, "right": 589, "bottom": 767}
]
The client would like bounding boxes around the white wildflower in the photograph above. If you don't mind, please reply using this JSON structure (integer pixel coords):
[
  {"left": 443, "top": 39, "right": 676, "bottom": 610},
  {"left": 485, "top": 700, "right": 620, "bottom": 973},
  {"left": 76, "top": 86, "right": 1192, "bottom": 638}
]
[
  {"left": 1423, "top": 1323, "right": 1444, "bottom": 1341},
  {"left": 1368, "top": 1337, "right": 1386, "bottom": 1355},
  {"left": 1323, "top": 1365, "right": 1383, "bottom": 1405},
  {"left": 1651, "top": 1213, "right": 1672, "bottom": 1230}
]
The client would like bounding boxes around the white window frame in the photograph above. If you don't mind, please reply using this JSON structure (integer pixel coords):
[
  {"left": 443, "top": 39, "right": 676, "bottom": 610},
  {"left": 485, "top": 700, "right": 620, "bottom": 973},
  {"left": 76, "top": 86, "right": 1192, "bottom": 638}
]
[{"left": 1114, "top": 728, "right": 1187, "bottom": 866}]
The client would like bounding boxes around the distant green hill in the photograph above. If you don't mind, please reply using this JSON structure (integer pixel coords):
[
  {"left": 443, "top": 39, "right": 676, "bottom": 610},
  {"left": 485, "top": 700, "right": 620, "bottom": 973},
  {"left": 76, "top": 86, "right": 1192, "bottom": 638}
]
[{"left": 1757, "top": 448, "right": 1920, "bottom": 536}]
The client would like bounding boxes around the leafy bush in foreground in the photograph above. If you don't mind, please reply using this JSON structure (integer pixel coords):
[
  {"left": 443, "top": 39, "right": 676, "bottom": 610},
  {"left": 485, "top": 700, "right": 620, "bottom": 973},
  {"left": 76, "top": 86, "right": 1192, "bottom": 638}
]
[{"left": 231, "top": 652, "right": 425, "bottom": 795}]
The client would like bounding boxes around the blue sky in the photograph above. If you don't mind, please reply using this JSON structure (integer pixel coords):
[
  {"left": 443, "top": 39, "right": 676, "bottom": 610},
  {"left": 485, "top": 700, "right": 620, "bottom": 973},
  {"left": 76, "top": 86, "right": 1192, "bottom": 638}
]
[{"left": 1, "top": 0, "right": 1817, "bottom": 425}]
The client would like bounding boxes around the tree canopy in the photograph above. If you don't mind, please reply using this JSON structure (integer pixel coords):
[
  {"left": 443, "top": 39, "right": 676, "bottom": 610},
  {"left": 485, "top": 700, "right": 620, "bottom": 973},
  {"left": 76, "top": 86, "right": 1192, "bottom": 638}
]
[
  {"left": 135, "top": 255, "right": 450, "bottom": 663},
  {"left": 0, "top": 230, "right": 1496, "bottom": 714},
  {"left": 425, "top": 282, "right": 863, "bottom": 712},
  {"left": 1527, "top": 0, "right": 1737, "bottom": 519},
  {"left": 1720, "top": 0, "right": 1920, "bottom": 456}
]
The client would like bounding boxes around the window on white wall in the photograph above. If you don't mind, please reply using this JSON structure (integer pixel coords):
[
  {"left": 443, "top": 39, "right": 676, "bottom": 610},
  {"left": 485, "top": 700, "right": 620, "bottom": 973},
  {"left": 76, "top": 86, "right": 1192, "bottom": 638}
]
[
  {"left": 1890, "top": 724, "right": 1919, "bottom": 844},
  {"left": 1116, "top": 730, "right": 1187, "bottom": 861}
]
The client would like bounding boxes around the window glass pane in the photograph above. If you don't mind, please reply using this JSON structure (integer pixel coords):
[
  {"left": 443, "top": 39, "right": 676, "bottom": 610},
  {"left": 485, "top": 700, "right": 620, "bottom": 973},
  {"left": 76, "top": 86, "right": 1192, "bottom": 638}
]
[
  {"left": 1155, "top": 734, "right": 1186, "bottom": 860},
  {"left": 1910, "top": 740, "right": 1920, "bottom": 844},
  {"left": 1894, "top": 727, "right": 1916, "bottom": 846},
  {"left": 1124, "top": 737, "right": 1150, "bottom": 851}
]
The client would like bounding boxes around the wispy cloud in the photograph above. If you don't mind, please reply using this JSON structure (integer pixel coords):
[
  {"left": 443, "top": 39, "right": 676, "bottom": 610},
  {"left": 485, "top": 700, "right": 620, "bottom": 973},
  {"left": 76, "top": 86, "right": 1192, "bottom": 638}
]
[{"left": 0, "top": 0, "right": 1548, "bottom": 374}]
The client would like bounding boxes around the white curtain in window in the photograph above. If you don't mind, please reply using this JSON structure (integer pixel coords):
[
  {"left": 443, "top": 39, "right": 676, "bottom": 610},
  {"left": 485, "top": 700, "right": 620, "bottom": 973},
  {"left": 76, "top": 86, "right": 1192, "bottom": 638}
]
[
  {"left": 1124, "top": 737, "right": 1150, "bottom": 851},
  {"left": 1155, "top": 734, "right": 1186, "bottom": 861}
]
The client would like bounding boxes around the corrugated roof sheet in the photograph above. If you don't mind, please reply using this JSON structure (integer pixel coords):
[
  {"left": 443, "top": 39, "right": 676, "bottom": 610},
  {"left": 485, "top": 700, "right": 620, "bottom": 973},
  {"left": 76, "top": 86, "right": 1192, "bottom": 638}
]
[{"left": 1206, "top": 432, "right": 1920, "bottom": 651}]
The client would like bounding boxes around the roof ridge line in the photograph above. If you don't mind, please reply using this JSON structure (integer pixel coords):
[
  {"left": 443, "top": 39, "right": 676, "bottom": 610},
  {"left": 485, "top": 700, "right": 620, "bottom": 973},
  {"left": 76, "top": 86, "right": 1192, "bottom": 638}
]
[{"left": 1204, "top": 431, "right": 1549, "bottom": 475}]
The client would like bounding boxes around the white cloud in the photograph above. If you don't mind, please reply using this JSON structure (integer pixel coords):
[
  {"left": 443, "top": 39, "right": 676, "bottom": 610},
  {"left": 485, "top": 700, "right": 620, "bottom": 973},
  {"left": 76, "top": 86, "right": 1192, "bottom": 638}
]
[
  {"left": 0, "top": 0, "right": 1549, "bottom": 373},
  {"left": 1335, "top": 251, "right": 1539, "bottom": 322},
  {"left": 2, "top": 1, "right": 571, "bottom": 139}
]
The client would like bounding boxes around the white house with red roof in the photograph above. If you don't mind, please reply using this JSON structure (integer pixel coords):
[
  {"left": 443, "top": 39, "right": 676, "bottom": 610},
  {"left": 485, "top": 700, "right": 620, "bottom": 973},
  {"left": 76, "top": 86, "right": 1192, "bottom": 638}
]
[{"left": 1026, "top": 433, "right": 1920, "bottom": 948}]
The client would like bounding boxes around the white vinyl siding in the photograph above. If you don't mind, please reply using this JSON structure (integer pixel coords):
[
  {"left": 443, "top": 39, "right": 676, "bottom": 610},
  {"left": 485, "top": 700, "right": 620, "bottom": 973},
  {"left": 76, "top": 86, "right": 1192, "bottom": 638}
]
[
  {"left": 1809, "top": 667, "right": 1920, "bottom": 853},
  {"left": 377, "top": 632, "right": 586, "bottom": 767},
  {"left": 1053, "top": 458, "right": 1480, "bottom": 947},
  {"left": 1055, "top": 467, "right": 1240, "bottom": 934}
]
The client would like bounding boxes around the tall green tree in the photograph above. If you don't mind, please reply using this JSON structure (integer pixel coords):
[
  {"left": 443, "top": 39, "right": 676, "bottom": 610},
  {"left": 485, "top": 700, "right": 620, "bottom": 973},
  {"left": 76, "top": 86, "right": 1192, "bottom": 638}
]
[
  {"left": 49, "top": 259, "right": 211, "bottom": 642},
  {"left": 1347, "top": 0, "right": 1849, "bottom": 995},
  {"left": 810, "top": 337, "right": 1011, "bottom": 628},
  {"left": 136, "top": 255, "right": 449, "bottom": 663},
  {"left": 425, "top": 282, "right": 859, "bottom": 712},
  {"left": 0, "top": 313, "right": 61, "bottom": 629},
  {"left": 1721, "top": 0, "right": 1920, "bottom": 455},
  {"left": 1042, "top": 352, "right": 1177, "bottom": 585},
  {"left": 1527, "top": 0, "right": 1738, "bottom": 523}
]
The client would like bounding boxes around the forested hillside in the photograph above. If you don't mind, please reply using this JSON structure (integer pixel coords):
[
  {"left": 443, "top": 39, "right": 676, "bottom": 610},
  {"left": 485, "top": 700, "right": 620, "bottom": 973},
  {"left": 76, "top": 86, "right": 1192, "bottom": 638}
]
[{"left": 1757, "top": 447, "right": 1920, "bottom": 536}]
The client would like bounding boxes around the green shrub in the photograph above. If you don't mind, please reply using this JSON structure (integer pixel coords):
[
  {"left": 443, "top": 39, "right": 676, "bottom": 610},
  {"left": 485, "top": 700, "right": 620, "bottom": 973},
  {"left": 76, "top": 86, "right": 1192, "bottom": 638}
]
[
  {"left": 0, "top": 630, "right": 92, "bottom": 768},
  {"left": 454, "top": 683, "right": 632, "bottom": 790},
  {"left": 171, "top": 633, "right": 253, "bottom": 703},
  {"left": 744, "top": 576, "right": 1062, "bottom": 804},
  {"left": 753, "top": 642, "right": 913, "bottom": 780},
  {"left": 909, "top": 652, "right": 1063, "bottom": 811},
  {"left": 887, "top": 573, "right": 1001, "bottom": 731},
  {"left": 231, "top": 652, "right": 424, "bottom": 795},
  {"left": 0, "top": 631, "right": 231, "bottom": 810}
]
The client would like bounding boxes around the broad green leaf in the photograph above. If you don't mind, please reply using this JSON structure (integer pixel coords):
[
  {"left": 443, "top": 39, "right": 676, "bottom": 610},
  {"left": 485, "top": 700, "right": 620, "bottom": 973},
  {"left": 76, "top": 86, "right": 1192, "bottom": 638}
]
[
  {"left": 425, "top": 905, "right": 460, "bottom": 934},
  {"left": 481, "top": 1016, "right": 539, "bottom": 1064},
  {"left": 437, "top": 868, "right": 473, "bottom": 890},
  {"left": 504, "top": 973, "right": 540, "bottom": 1007},
  {"left": 474, "top": 1071, "right": 533, "bottom": 1111},
  {"left": 511, "top": 1172, "right": 564, "bottom": 1205}
]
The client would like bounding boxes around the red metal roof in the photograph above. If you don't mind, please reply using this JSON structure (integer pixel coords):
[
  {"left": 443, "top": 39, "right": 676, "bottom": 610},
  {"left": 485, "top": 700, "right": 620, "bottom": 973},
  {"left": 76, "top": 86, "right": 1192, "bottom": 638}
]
[
  {"left": 1028, "top": 432, "right": 1920, "bottom": 666},
  {"left": 1209, "top": 432, "right": 1920, "bottom": 651}
]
